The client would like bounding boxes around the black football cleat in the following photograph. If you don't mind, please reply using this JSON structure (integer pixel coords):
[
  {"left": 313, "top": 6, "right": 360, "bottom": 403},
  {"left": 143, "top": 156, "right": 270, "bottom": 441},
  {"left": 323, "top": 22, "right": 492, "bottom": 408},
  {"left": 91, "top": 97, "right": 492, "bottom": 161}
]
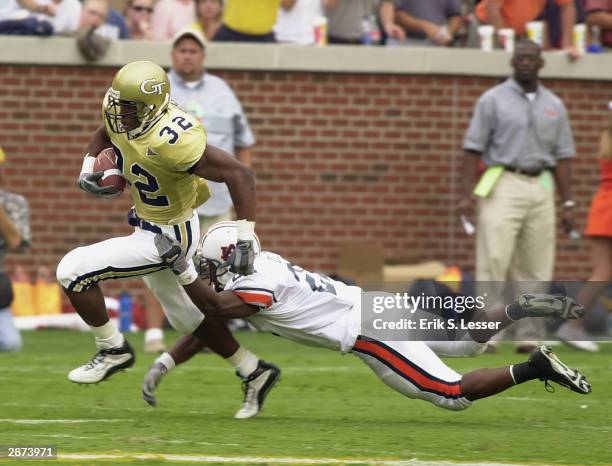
[
  {"left": 508, "top": 293, "right": 585, "bottom": 320},
  {"left": 528, "top": 346, "right": 592, "bottom": 395}
]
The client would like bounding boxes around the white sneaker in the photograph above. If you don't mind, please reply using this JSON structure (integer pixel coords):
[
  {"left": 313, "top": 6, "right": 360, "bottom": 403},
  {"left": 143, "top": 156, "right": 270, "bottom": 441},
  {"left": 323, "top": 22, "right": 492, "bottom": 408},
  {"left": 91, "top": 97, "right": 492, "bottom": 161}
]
[
  {"left": 234, "top": 360, "right": 281, "bottom": 419},
  {"left": 556, "top": 322, "right": 600, "bottom": 353},
  {"left": 68, "top": 340, "right": 135, "bottom": 384}
]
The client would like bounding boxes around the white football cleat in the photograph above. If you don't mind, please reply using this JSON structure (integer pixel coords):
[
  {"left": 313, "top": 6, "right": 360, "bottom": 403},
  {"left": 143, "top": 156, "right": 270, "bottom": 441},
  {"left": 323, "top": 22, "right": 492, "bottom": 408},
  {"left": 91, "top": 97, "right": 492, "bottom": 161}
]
[
  {"left": 556, "top": 322, "right": 600, "bottom": 353},
  {"left": 68, "top": 340, "right": 135, "bottom": 384},
  {"left": 234, "top": 360, "right": 281, "bottom": 419}
]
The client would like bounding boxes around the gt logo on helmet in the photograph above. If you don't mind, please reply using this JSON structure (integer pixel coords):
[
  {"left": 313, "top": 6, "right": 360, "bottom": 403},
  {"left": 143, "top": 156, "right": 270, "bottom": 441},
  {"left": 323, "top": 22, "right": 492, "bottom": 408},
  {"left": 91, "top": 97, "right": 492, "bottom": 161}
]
[{"left": 140, "top": 79, "right": 167, "bottom": 95}]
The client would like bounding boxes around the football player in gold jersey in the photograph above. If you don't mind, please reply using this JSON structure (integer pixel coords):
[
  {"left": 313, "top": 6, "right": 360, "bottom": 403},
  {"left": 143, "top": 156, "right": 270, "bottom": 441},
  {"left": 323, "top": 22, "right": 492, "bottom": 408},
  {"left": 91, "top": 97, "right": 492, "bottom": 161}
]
[{"left": 56, "top": 61, "right": 279, "bottom": 419}]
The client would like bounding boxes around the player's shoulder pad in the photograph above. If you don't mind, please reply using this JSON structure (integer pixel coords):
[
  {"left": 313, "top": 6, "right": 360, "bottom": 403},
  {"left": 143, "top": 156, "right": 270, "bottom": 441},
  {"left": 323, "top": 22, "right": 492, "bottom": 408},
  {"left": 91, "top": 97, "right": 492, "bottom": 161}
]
[
  {"left": 228, "top": 253, "right": 281, "bottom": 309},
  {"left": 150, "top": 104, "right": 206, "bottom": 170}
]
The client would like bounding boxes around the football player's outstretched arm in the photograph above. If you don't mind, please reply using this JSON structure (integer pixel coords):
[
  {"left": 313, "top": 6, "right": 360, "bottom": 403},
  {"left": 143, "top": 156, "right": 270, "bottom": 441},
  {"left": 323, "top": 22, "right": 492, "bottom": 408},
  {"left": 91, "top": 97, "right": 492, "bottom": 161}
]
[
  {"left": 192, "top": 144, "right": 258, "bottom": 275},
  {"left": 183, "top": 281, "right": 259, "bottom": 319},
  {"left": 191, "top": 144, "right": 256, "bottom": 221},
  {"left": 154, "top": 233, "right": 259, "bottom": 319}
]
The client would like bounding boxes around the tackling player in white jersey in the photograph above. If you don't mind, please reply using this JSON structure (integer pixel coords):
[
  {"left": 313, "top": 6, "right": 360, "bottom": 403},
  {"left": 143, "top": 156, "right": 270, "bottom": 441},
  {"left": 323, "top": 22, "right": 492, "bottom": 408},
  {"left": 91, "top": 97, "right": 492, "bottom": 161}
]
[
  {"left": 142, "top": 222, "right": 591, "bottom": 414},
  {"left": 56, "top": 62, "right": 279, "bottom": 419}
]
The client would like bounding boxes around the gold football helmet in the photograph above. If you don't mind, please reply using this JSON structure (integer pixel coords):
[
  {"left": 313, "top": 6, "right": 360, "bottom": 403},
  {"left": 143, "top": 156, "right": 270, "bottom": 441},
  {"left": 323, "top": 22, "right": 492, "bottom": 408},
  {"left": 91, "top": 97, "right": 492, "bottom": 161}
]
[{"left": 103, "top": 61, "right": 171, "bottom": 139}]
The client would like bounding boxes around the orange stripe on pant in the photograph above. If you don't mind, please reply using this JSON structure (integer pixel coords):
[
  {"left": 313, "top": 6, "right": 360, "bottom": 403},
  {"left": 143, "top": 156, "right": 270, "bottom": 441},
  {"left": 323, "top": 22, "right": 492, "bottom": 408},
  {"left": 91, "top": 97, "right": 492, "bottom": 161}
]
[{"left": 353, "top": 337, "right": 463, "bottom": 398}]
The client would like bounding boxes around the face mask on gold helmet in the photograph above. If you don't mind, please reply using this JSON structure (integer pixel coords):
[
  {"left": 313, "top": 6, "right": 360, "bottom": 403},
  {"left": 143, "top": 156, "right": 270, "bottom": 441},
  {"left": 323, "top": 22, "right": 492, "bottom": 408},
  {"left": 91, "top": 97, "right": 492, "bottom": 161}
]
[{"left": 103, "top": 61, "right": 171, "bottom": 139}]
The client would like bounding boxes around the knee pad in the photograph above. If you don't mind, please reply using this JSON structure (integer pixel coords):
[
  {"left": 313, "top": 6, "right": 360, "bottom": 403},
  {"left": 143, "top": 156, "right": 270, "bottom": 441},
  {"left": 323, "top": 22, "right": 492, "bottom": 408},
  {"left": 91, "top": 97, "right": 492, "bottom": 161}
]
[{"left": 56, "top": 249, "right": 81, "bottom": 289}]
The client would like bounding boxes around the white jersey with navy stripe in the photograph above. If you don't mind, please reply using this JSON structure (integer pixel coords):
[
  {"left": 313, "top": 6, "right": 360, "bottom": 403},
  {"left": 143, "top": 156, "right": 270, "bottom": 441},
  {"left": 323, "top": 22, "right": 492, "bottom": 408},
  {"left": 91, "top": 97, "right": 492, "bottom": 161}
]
[{"left": 226, "top": 252, "right": 361, "bottom": 353}]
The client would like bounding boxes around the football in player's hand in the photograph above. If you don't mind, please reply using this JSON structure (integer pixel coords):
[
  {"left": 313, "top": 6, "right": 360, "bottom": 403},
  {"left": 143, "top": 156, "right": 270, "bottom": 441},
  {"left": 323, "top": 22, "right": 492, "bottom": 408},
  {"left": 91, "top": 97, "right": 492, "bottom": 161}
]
[{"left": 94, "top": 147, "right": 125, "bottom": 193}]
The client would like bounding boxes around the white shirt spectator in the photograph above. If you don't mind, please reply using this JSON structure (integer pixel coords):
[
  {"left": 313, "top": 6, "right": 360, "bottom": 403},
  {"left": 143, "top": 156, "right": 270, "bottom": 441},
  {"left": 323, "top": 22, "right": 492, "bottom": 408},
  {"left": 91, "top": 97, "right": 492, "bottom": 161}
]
[
  {"left": 35, "top": 0, "right": 81, "bottom": 34},
  {"left": 274, "top": 0, "right": 324, "bottom": 44},
  {"left": 0, "top": 0, "right": 23, "bottom": 21}
]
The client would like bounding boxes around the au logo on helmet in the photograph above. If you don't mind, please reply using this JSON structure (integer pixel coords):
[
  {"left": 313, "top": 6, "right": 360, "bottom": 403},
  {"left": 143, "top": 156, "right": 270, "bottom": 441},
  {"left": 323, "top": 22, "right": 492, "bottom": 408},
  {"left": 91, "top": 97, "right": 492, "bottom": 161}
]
[{"left": 140, "top": 78, "right": 167, "bottom": 95}]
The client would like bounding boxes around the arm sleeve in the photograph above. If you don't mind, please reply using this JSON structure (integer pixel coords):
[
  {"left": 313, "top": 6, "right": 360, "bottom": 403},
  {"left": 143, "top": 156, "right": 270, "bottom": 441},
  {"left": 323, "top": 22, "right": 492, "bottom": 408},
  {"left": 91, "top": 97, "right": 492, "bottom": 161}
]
[
  {"left": 463, "top": 93, "right": 495, "bottom": 153},
  {"left": 555, "top": 102, "right": 576, "bottom": 159}
]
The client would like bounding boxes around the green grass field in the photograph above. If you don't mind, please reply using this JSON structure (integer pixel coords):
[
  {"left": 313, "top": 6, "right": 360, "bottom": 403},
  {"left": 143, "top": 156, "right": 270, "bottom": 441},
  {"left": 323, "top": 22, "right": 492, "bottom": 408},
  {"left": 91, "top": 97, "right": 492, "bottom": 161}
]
[{"left": 0, "top": 330, "right": 610, "bottom": 466}]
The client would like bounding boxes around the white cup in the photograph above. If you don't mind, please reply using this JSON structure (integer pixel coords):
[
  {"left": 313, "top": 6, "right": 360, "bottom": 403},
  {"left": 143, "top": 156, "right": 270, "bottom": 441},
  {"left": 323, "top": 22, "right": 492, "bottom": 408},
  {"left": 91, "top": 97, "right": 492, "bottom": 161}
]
[
  {"left": 313, "top": 16, "right": 328, "bottom": 46},
  {"left": 526, "top": 21, "right": 545, "bottom": 46},
  {"left": 497, "top": 28, "right": 515, "bottom": 53},
  {"left": 478, "top": 25, "right": 495, "bottom": 52},
  {"left": 573, "top": 23, "right": 586, "bottom": 55}
]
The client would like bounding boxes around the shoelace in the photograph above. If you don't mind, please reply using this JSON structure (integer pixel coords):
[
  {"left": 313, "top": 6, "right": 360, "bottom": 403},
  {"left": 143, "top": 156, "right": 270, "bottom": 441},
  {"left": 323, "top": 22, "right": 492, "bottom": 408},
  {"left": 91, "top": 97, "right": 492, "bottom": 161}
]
[
  {"left": 84, "top": 349, "right": 110, "bottom": 371},
  {"left": 544, "top": 380, "right": 556, "bottom": 393},
  {"left": 241, "top": 380, "right": 257, "bottom": 406}
]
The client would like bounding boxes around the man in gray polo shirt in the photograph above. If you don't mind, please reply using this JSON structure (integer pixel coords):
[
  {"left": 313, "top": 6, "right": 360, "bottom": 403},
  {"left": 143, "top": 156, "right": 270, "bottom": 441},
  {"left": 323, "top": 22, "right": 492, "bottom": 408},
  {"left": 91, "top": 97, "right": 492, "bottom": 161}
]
[
  {"left": 168, "top": 27, "right": 255, "bottom": 234},
  {"left": 460, "top": 40, "right": 576, "bottom": 353}
]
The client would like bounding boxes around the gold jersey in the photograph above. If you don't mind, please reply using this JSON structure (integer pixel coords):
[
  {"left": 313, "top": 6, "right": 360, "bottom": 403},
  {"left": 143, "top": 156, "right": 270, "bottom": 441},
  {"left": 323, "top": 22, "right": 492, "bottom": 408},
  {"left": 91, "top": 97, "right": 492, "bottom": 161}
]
[{"left": 105, "top": 103, "right": 211, "bottom": 225}]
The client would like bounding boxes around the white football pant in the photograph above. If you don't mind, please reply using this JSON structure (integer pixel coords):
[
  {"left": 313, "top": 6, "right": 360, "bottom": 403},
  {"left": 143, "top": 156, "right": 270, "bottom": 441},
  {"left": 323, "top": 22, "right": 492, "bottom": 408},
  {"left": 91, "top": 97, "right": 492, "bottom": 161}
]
[{"left": 56, "top": 211, "right": 204, "bottom": 334}]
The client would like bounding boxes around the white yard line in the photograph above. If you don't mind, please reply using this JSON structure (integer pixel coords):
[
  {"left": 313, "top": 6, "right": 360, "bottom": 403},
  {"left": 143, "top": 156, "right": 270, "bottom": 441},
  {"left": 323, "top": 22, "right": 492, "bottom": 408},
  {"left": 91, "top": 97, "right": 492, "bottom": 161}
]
[
  {"left": 0, "top": 419, "right": 122, "bottom": 424},
  {"left": 58, "top": 453, "right": 540, "bottom": 466}
]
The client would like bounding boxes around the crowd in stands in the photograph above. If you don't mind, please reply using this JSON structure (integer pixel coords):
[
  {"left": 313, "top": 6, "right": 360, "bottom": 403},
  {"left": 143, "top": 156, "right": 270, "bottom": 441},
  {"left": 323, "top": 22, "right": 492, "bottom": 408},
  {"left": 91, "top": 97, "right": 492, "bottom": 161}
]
[{"left": 0, "top": 0, "right": 610, "bottom": 56}]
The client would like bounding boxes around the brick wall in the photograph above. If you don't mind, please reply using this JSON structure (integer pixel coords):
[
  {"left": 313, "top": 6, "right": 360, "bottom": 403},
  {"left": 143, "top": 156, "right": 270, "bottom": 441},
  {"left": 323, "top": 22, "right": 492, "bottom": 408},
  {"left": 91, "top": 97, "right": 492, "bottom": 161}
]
[{"left": 0, "top": 64, "right": 606, "bottom": 301}]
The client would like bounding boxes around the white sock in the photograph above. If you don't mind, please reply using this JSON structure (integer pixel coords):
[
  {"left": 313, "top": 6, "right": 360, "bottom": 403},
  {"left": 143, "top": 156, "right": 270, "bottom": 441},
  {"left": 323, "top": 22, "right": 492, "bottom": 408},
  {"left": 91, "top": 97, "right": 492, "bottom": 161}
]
[
  {"left": 155, "top": 352, "right": 176, "bottom": 372},
  {"left": 145, "top": 328, "right": 164, "bottom": 343},
  {"left": 92, "top": 321, "right": 124, "bottom": 349},
  {"left": 227, "top": 346, "right": 259, "bottom": 378}
]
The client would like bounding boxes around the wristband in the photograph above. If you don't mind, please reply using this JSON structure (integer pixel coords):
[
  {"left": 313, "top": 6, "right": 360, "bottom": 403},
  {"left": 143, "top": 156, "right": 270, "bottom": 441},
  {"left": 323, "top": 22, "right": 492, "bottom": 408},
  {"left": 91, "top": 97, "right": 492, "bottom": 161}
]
[
  {"left": 80, "top": 153, "right": 95, "bottom": 175},
  {"left": 176, "top": 262, "right": 198, "bottom": 286},
  {"left": 236, "top": 219, "right": 255, "bottom": 241}
]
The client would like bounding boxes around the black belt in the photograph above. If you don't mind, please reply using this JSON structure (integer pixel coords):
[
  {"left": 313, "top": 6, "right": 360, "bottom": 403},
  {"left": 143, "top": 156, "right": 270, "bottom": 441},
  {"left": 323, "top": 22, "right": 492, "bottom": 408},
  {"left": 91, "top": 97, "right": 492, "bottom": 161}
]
[
  {"left": 127, "top": 208, "right": 162, "bottom": 234},
  {"left": 503, "top": 166, "right": 549, "bottom": 178}
]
